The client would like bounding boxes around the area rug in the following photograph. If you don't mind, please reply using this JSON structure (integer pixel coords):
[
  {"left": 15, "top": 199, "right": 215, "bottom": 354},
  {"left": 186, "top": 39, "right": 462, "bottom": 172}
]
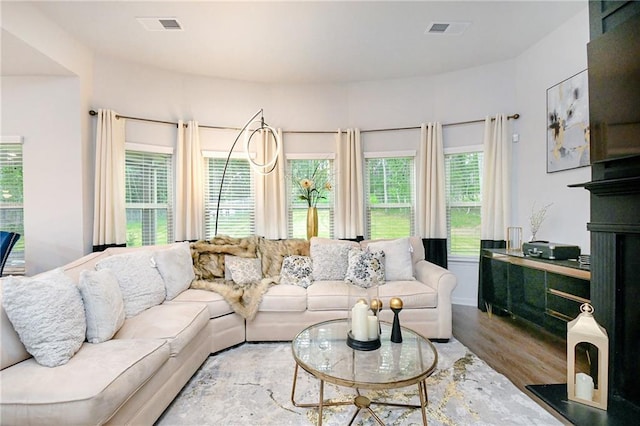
[{"left": 156, "top": 339, "right": 561, "bottom": 425}]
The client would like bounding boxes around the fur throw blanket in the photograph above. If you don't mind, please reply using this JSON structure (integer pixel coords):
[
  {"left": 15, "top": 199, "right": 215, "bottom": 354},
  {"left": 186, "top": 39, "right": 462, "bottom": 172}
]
[{"left": 190, "top": 235, "right": 309, "bottom": 320}]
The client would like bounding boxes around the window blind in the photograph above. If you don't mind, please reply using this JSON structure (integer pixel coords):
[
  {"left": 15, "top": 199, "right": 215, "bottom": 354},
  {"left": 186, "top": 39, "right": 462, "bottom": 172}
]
[
  {"left": 287, "top": 159, "right": 334, "bottom": 239},
  {"left": 445, "top": 150, "right": 483, "bottom": 256},
  {"left": 125, "top": 150, "right": 173, "bottom": 246},
  {"left": 205, "top": 157, "right": 255, "bottom": 238},
  {"left": 365, "top": 156, "right": 415, "bottom": 239},
  {"left": 0, "top": 143, "right": 25, "bottom": 272}
]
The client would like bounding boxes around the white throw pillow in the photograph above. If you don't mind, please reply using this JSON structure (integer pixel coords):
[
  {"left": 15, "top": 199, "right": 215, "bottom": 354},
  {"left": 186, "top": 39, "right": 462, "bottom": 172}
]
[
  {"left": 154, "top": 242, "right": 196, "bottom": 300},
  {"left": 96, "top": 250, "right": 166, "bottom": 318},
  {"left": 367, "top": 237, "right": 415, "bottom": 281},
  {"left": 224, "top": 255, "right": 262, "bottom": 286},
  {"left": 78, "top": 269, "right": 125, "bottom": 343},
  {"left": 344, "top": 248, "right": 385, "bottom": 288},
  {"left": 1, "top": 269, "right": 86, "bottom": 367},
  {"left": 310, "top": 240, "right": 356, "bottom": 281},
  {"left": 280, "top": 255, "right": 313, "bottom": 288}
]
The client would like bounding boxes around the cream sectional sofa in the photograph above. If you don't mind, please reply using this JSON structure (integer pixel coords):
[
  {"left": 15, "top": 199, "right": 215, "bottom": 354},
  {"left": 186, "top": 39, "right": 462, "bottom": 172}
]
[{"left": 0, "top": 236, "right": 456, "bottom": 425}]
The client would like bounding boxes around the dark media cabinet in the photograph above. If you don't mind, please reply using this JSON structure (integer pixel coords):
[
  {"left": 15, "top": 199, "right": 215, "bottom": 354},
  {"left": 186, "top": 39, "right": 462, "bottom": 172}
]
[{"left": 480, "top": 249, "right": 590, "bottom": 337}]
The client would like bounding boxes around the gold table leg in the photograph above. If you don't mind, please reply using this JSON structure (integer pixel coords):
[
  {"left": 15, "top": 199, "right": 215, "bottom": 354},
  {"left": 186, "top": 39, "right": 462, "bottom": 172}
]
[{"left": 291, "top": 363, "right": 429, "bottom": 425}]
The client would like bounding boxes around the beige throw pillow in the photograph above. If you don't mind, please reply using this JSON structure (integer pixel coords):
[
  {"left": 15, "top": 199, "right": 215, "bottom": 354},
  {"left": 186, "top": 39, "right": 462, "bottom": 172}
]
[{"left": 367, "top": 237, "right": 415, "bottom": 281}]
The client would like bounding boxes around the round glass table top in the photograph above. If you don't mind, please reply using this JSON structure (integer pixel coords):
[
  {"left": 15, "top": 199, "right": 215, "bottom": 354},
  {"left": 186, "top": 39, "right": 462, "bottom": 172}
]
[{"left": 291, "top": 319, "right": 437, "bottom": 390}]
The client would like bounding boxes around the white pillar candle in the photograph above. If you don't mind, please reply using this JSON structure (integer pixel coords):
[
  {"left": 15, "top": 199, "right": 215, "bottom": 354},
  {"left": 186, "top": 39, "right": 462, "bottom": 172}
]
[
  {"left": 367, "top": 315, "right": 379, "bottom": 340},
  {"left": 351, "top": 302, "right": 369, "bottom": 341},
  {"left": 575, "top": 373, "right": 594, "bottom": 401}
]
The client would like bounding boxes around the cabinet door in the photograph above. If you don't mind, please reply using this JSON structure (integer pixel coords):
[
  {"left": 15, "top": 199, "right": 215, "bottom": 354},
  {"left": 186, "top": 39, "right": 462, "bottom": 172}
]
[
  {"left": 482, "top": 258, "right": 509, "bottom": 312},
  {"left": 509, "top": 264, "right": 546, "bottom": 325}
]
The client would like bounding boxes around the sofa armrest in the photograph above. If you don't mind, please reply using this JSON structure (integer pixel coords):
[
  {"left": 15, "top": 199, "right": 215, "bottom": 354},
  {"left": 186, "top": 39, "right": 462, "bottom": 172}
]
[
  {"left": 414, "top": 260, "right": 457, "bottom": 339},
  {"left": 415, "top": 260, "right": 457, "bottom": 295}
]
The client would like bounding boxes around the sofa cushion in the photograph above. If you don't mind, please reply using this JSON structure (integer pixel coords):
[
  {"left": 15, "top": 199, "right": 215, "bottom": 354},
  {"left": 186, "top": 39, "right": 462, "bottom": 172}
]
[
  {"left": 1, "top": 269, "right": 86, "bottom": 367},
  {"left": 154, "top": 242, "right": 196, "bottom": 300},
  {"left": 168, "top": 289, "right": 234, "bottom": 318},
  {"left": 78, "top": 269, "right": 126, "bottom": 343},
  {"left": 224, "top": 255, "right": 262, "bottom": 286},
  {"left": 344, "top": 248, "right": 385, "bottom": 288},
  {"left": 367, "top": 237, "right": 415, "bottom": 281},
  {"left": 310, "top": 238, "right": 358, "bottom": 281},
  {"left": 377, "top": 280, "right": 437, "bottom": 308},
  {"left": 307, "top": 280, "right": 354, "bottom": 311},
  {"left": 258, "top": 284, "right": 307, "bottom": 312},
  {"left": 280, "top": 255, "right": 313, "bottom": 288},
  {"left": 113, "top": 303, "right": 208, "bottom": 357},
  {"left": 96, "top": 250, "right": 166, "bottom": 318},
  {"left": 0, "top": 339, "right": 169, "bottom": 425}
]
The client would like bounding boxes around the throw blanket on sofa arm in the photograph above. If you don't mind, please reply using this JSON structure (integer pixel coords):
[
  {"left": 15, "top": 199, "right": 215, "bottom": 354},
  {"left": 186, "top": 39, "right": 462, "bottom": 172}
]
[{"left": 190, "top": 235, "right": 309, "bottom": 320}]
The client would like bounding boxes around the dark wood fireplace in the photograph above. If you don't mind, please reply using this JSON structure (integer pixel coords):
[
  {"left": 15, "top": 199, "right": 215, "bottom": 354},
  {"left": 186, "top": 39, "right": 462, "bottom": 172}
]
[
  {"left": 528, "top": 5, "right": 640, "bottom": 423},
  {"left": 586, "top": 5, "right": 640, "bottom": 414}
]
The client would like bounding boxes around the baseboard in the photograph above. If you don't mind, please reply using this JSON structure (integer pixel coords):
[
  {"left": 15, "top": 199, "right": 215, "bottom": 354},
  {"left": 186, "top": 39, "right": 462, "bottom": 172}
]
[{"left": 452, "top": 297, "right": 477, "bottom": 307}]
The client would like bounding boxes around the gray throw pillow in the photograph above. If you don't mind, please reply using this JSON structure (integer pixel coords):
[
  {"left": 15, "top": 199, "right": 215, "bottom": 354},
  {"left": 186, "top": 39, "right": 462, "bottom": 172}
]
[
  {"left": 96, "top": 250, "right": 166, "bottom": 318},
  {"left": 344, "top": 248, "right": 385, "bottom": 288},
  {"left": 280, "top": 255, "right": 313, "bottom": 288},
  {"left": 154, "top": 242, "right": 196, "bottom": 300},
  {"left": 224, "top": 255, "right": 262, "bottom": 286},
  {"left": 310, "top": 240, "right": 354, "bottom": 281},
  {"left": 78, "top": 269, "right": 125, "bottom": 343},
  {"left": 1, "top": 269, "right": 86, "bottom": 367}
]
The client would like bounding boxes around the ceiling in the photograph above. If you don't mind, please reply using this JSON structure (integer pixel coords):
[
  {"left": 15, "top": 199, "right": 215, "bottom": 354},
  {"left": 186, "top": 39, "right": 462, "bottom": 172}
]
[{"left": 3, "top": 1, "right": 587, "bottom": 84}]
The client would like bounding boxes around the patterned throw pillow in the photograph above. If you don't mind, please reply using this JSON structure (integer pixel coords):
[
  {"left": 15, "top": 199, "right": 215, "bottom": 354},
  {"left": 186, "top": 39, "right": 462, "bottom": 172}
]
[
  {"left": 310, "top": 240, "right": 356, "bottom": 281},
  {"left": 280, "top": 255, "right": 313, "bottom": 288},
  {"left": 224, "top": 255, "right": 262, "bottom": 286},
  {"left": 344, "top": 249, "right": 385, "bottom": 288}
]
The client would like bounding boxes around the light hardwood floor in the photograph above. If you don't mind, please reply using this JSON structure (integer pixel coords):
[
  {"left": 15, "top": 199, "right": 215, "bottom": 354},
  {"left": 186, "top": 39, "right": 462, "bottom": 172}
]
[{"left": 452, "top": 304, "right": 570, "bottom": 424}]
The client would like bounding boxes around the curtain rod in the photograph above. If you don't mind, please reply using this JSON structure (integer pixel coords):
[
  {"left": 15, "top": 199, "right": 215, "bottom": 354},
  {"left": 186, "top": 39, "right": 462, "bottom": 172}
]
[{"left": 88, "top": 110, "right": 519, "bottom": 134}]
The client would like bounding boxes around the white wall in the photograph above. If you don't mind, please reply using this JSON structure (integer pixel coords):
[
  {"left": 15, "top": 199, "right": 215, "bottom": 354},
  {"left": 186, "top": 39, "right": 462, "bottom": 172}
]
[
  {"left": 514, "top": 7, "right": 591, "bottom": 251},
  {"left": 1, "top": 77, "right": 85, "bottom": 273},
  {"left": 1, "top": 2, "right": 94, "bottom": 274}
]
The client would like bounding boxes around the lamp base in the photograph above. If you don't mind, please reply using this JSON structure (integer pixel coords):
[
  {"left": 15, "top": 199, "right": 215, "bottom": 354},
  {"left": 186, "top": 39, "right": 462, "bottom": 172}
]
[{"left": 347, "top": 331, "right": 381, "bottom": 351}]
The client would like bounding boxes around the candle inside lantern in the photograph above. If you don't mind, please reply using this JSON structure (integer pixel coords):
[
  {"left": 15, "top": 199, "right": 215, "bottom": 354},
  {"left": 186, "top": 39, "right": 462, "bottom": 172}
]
[
  {"left": 351, "top": 301, "right": 369, "bottom": 341},
  {"left": 575, "top": 373, "right": 594, "bottom": 401}
]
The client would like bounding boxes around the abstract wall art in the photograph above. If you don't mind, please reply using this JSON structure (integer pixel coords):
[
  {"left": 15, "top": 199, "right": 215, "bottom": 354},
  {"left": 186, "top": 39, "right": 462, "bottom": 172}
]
[{"left": 546, "top": 69, "right": 590, "bottom": 173}]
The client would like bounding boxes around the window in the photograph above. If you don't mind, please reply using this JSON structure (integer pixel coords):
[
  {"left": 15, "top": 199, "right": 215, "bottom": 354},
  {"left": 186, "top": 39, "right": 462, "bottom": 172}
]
[
  {"left": 287, "top": 158, "right": 334, "bottom": 238},
  {"left": 0, "top": 140, "right": 25, "bottom": 273},
  {"left": 205, "top": 155, "right": 255, "bottom": 238},
  {"left": 365, "top": 155, "right": 415, "bottom": 239},
  {"left": 445, "top": 147, "right": 483, "bottom": 257},
  {"left": 125, "top": 149, "right": 174, "bottom": 246}
]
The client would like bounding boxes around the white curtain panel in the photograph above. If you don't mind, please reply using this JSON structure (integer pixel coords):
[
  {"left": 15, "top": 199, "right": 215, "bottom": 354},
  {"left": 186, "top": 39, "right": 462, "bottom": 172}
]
[
  {"left": 175, "top": 121, "right": 204, "bottom": 241},
  {"left": 92, "top": 109, "right": 126, "bottom": 247},
  {"left": 335, "top": 128, "right": 364, "bottom": 239},
  {"left": 481, "top": 114, "right": 511, "bottom": 240},
  {"left": 417, "top": 122, "right": 447, "bottom": 238},
  {"left": 255, "top": 128, "right": 287, "bottom": 239}
]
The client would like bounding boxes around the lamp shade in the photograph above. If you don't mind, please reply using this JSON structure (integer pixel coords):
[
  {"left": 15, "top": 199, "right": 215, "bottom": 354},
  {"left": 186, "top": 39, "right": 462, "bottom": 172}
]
[{"left": 567, "top": 303, "right": 608, "bottom": 410}]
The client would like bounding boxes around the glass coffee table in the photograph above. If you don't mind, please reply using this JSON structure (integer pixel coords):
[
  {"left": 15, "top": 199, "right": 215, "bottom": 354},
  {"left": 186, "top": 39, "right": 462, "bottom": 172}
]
[{"left": 291, "top": 319, "right": 437, "bottom": 425}]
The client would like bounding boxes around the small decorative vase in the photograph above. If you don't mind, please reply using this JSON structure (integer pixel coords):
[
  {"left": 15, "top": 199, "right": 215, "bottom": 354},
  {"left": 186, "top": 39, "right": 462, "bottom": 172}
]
[{"left": 306, "top": 207, "right": 318, "bottom": 240}]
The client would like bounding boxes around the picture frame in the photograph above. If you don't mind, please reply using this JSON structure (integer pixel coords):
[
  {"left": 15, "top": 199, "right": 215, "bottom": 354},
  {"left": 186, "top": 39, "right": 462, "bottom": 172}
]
[{"left": 546, "top": 69, "right": 590, "bottom": 173}]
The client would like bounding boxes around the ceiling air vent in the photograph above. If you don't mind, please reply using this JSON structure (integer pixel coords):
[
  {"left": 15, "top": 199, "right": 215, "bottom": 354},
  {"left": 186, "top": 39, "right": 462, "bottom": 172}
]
[
  {"left": 425, "top": 21, "right": 471, "bottom": 35},
  {"left": 137, "top": 17, "right": 183, "bottom": 31}
]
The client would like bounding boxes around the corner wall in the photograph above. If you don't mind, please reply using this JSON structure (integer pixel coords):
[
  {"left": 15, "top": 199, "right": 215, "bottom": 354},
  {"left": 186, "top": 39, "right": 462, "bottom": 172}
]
[{"left": 514, "top": 7, "right": 591, "bottom": 251}]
